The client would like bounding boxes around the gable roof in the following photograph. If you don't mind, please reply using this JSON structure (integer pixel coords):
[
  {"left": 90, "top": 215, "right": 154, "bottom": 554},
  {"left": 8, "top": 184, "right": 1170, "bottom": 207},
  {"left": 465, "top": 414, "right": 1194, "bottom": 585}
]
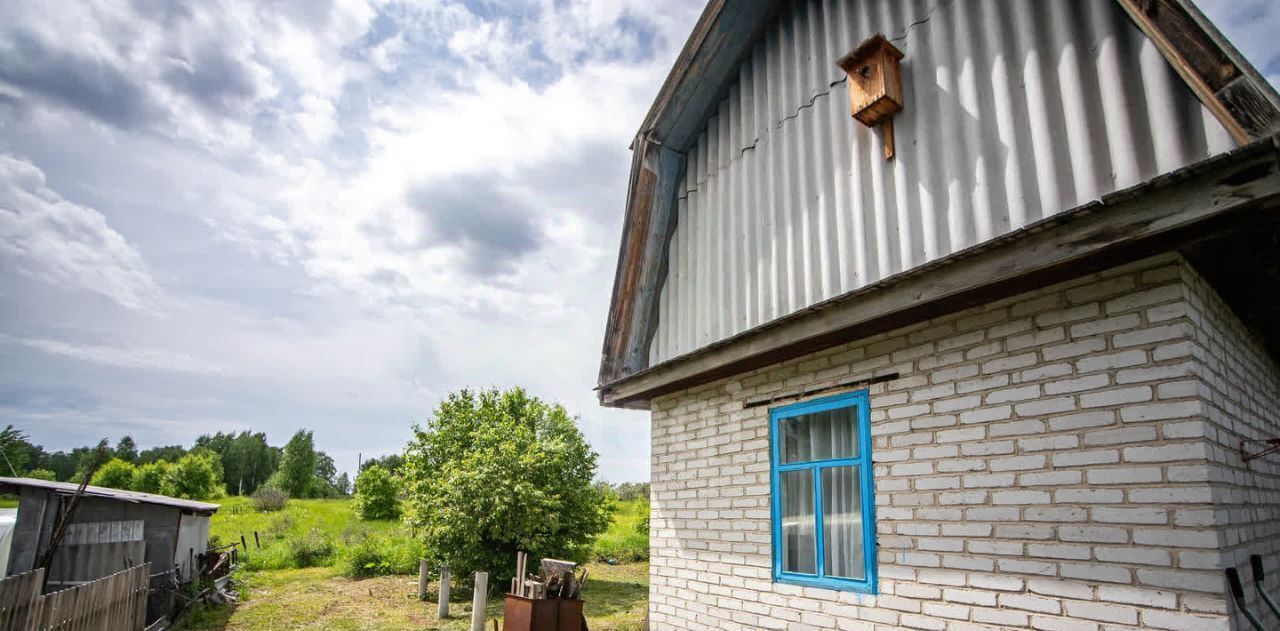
[{"left": 598, "top": 0, "right": 1280, "bottom": 405}]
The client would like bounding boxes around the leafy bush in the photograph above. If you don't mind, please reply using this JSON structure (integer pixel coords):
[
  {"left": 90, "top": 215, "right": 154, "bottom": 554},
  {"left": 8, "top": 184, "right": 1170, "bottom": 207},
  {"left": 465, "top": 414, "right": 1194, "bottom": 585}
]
[
  {"left": 91, "top": 458, "right": 136, "bottom": 490},
  {"left": 131, "top": 461, "right": 171, "bottom": 494},
  {"left": 252, "top": 487, "right": 290, "bottom": 512},
  {"left": 352, "top": 465, "right": 399, "bottom": 520},
  {"left": 286, "top": 529, "right": 335, "bottom": 568},
  {"left": 403, "top": 387, "right": 614, "bottom": 585},
  {"left": 337, "top": 533, "right": 428, "bottom": 578},
  {"left": 25, "top": 469, "right": 56, "bottom": 481},
  {"left": 163, "top": 452, "right": 222, "bottom": 499}
]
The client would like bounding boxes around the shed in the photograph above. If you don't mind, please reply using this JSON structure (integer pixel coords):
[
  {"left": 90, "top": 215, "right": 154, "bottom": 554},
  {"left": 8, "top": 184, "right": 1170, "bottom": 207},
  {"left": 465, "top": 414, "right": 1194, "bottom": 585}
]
[
  {"left": 0, "top": 477, "right": 219, "bottom": 588},
  {"left": 598, "top": 1, "right": 1280, "bottom": 629}
]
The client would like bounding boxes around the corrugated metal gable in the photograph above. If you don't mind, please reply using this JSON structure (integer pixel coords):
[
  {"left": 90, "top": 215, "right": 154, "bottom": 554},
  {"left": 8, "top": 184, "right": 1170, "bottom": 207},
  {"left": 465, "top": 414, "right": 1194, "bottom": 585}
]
[{"left": 649, "top": 0, "right": 1235, "bottom": 364}]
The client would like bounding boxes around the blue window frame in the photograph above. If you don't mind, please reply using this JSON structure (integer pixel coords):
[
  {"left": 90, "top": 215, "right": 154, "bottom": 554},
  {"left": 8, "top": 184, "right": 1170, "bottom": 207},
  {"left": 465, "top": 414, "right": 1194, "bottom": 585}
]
[{"left": 769, "top": 390, "right": 876, "bottom": 593}]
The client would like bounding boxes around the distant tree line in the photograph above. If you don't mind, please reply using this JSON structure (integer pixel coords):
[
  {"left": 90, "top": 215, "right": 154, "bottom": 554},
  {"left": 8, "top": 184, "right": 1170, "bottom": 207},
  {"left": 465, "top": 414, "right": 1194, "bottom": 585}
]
[{"left": 0, "top": 425, "right": 351, "bottom": 500}]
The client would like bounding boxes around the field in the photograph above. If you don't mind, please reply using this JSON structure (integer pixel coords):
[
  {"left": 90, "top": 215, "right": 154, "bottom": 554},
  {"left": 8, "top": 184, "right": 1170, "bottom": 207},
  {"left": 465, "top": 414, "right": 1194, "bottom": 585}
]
[{"left": 181, "top": 498, "right": 649, "bottom": 630}]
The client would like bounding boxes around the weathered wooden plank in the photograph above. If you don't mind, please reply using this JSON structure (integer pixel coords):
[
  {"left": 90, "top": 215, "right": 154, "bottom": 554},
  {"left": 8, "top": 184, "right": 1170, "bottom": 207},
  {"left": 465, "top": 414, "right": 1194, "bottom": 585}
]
[{"left": 601, "top": 138, "right": 1280, "bottom": 406}]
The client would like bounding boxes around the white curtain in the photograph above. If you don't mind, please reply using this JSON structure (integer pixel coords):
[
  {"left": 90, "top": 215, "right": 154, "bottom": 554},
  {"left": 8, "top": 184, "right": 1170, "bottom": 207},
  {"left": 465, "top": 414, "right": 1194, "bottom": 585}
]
[
  {"left": 779, "top": 406, "right": 864, "bottom": 577},
  {"left": 780, "top": 470, "right": 815, "bottom": 574}
]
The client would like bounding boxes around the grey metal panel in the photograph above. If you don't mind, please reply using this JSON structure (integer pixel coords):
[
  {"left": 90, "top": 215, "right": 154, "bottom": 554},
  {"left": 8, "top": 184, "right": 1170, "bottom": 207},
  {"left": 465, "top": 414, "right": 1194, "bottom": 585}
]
[
  {"left": 173, "top": 513, "right": 210, "bottom": 583},
  {"left": 649, "top": 0, "right": 1235, "bottom": 364}
]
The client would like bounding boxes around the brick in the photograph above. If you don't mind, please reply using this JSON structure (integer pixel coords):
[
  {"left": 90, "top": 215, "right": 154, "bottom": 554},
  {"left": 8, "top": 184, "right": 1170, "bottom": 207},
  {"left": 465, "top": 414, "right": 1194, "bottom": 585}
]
[
  {"left": 1063, "top": 601, "right": 1138, "bottom": 625},
  {"left": 1087, "top": 466, "right": 1162, "bottom": 484},
  {"left": 1042, "top": 337, "right": 1106, "bottom": 360},
  {"left": 958, "top": 406, "right": 1011, "bottom": 424},
  {"left": 1048, "top": 410, "right": 1116, "bottom": 432},
  {"left": 1119, "top": 401, "right": 1201, "bottom": 423},
  {"left": 1051, "top": 449, "right": 1119, "bottom": 467},
  {"left": 1093, "top": 507, "right": 1168, "bottom": 525},
  {"left": 986, "top": 385, "right": 1041, "bottom": 404},
  {"left": 1112, "top": 323, "right": 1189, "bottom": 348},
  {"left": 1013, "top": 397, "right": 1076, "bottom": 417},
  {"left": 1141, "top": 610, "right": 1230, "bottom": 631},
  {"left": 990, "top": 455, "right": 1047, "bottom": 472},
  {"left": 1080, "top": 386, "right": 1153, "bottom": 408},
  {"left": 998, "top": 593, "right": 1061, "bottom": 614},
  {"left": 1076, "top": 350, "right": 1148, "bottom": 373},
  {"left": 1043, "top": 374, "right": 1109, "bottom": 395},
  {"left": 1083, "top": 426, "right": 1156, "bottom": 446},
  {"left": 1122, "top": 443, "right": 1205, "bottom": 463},
  {"left": 1096, "top": 584, "right": 1177, "bottom": 609}
]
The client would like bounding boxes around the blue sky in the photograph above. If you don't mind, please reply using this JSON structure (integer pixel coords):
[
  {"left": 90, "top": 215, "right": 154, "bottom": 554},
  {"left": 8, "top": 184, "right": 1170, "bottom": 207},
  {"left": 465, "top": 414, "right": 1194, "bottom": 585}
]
[{"left": 0, "top": 0, "right": 1276, "bottom": 482}]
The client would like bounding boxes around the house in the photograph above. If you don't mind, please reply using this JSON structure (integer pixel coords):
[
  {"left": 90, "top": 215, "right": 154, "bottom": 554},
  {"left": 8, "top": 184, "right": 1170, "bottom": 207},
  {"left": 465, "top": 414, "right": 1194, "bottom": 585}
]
[
  {"left": 0, "top": 477, "right": 218, "bottom": 620},
  {"left": 597, "top": 1, "right": 1280, "bottom": 629}
]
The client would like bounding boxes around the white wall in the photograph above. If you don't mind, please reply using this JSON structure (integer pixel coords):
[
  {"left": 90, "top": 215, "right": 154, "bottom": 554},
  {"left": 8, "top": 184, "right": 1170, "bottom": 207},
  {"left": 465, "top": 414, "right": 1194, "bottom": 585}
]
[{"left": 648, "top": 254, "right": 1274, "bottom": 630}]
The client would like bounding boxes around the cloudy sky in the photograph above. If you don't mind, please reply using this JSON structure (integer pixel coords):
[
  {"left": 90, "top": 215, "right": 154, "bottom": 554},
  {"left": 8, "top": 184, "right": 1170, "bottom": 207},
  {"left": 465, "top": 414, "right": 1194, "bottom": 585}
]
[{"left": 0, "top": 0, "right": 1276, "bottom": 483}]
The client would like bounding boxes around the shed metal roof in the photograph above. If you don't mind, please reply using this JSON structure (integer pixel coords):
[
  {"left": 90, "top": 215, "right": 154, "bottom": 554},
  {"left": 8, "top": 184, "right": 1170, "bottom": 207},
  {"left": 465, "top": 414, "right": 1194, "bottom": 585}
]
[{"left": 0, "top": 477, "right": 220, "bottom": 514}]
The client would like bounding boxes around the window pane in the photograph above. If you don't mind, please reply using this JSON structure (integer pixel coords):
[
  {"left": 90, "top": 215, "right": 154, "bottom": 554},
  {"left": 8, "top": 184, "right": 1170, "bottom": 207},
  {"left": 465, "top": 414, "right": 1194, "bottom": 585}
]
[
  {"left": 780, "top": 406, "right": 858, "bottom": 463},
  {"left": 821, "top": 465, "right": 865, "bottom": 579},
  {"left": 779, "top": 469, "right": 816, "bottom": 574}
]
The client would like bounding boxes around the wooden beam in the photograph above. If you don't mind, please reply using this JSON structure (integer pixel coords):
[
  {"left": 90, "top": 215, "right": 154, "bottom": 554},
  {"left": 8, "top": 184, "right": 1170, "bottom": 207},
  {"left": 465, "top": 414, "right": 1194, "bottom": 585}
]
[
  {"left": 1114, "top": 0, "right": 1280, "bottom": 144},
  {"left": 599, "top": 138, "right": 1280, "bottom": 407},
  {"left": 623, "top": 146, "right": 686, "bottom": 374}
]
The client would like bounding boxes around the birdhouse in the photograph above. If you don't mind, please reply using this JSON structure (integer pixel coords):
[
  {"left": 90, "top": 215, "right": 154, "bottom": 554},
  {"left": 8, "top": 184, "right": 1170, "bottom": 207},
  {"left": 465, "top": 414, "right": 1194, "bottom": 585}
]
[{"left": 836, "top": 34, "right": 905, "bottom": 159}]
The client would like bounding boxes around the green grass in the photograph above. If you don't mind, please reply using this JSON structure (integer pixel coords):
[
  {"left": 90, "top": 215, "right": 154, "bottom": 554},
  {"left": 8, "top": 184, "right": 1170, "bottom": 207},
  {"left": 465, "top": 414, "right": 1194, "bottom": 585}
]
[
  {"left": 183, "top": 496, "right": 651, "bottom": 630},
  {"left": 592, "top": 499, "right": 648, "bottom": 562},
  {"left": 210, "top": 497, "right": 407, "bottom": 571},
  {"left": 181, "top": 562, "right": 648, "bottom": 631}
]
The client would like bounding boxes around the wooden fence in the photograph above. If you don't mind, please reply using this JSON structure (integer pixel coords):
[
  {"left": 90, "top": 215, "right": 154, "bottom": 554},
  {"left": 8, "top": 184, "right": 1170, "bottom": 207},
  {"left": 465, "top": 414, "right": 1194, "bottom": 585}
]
[{"left": 0, "top": 563, "right": 149, "bottom": 630}]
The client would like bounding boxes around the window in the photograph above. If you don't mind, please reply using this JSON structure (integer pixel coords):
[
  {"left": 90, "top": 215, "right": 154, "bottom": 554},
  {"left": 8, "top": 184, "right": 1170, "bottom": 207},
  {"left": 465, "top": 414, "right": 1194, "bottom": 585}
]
[{"left": 769, "top": 390, "right": 876, "bottom": 593}]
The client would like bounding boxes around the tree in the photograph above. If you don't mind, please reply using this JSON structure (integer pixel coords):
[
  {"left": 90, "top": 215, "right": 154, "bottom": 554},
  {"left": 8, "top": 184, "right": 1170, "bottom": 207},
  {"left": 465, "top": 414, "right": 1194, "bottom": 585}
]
[
  {"left": 334, "top": 472, "right": 351, "bottom": 497},
  {"left": 0, "top": 425, "right": 32, "bottom": 475},
  {"left": 139, "top": 445, "right": 186, "bottom": 465},
  {"left": 91, "top": 458, "right": 137, "bottom": 490},
  {"left": 163, "top": 452, "right": 221, "bottom": 499},
  {"left": 131, "top": 461, "right": 171, "bottom": 494},
  {"left": 276, "top": 430, "right": 317, "bottom": 498},
  {"left": 314, "top": 451, "right": 337, "bottom": 497},
  {"left": 353, "top": 465, "right": 399, "bottom": 520},
  {"left": 402, "top": 388, "right": 613, "bottom": 584},
  {"left": 25, "top": 468, "right": 56, "bottom": 481},
  {"left": 115, "top": 436, "right": 138, "bottom": 463},
  {"left": 195, "top": 431, "right": 280, "bottom": 495},
  {"left": 360, "top": 454, "right": 404, "bottom": 474}
]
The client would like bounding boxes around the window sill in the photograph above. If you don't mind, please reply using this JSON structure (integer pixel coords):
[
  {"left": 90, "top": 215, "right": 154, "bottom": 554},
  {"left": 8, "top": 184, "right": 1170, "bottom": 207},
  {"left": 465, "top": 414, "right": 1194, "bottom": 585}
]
[{"left": 774, "top": 572, "right": 877, "bottom": 595}]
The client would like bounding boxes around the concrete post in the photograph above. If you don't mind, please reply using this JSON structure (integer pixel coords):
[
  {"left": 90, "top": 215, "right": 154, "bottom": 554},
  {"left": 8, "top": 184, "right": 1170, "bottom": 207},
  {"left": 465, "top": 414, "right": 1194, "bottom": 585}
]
[
  {"left": 471, "top": 572, "right": 488, "bottom": 631},
  {"left": 418, "top": 559, "right": 429, "bottom": 601},
  {"left": 438, "top": 564, "right": 451, "bottom": 618}
]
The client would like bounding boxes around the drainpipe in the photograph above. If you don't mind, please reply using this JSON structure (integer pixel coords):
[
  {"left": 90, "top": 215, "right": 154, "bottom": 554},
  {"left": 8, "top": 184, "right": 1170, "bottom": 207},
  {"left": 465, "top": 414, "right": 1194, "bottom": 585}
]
[
  {"left": 1227, "top": 567, "right": 1266, "bottom": 631},
  {"left": 1251, "top": 554, "right": 1280, "bottom": 620}
]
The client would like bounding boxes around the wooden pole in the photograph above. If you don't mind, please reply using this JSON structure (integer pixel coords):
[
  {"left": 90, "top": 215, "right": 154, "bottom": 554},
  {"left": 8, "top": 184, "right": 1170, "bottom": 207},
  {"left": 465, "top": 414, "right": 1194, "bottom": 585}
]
[
  {"left": 254, "top": 531, "right": 261, "bottom": 549},
  {"left": 470, "top": 572, "right": 488, "bottom": 631},
  {"left": 240, "top": 535, "right": 247, "bottom": 550},
  {"left": 437, "top": 564, "right": 450, "bottom": 619},
  {"left": 418, "top": 559, "right": 429, "bottom": 601}
]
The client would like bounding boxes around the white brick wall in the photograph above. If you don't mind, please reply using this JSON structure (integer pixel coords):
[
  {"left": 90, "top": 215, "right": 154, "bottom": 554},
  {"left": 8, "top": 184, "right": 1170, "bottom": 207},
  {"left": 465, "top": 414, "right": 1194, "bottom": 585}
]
[
  {"left": 647, "top": 253, "right": 1279, "bottom": 630},
  {"left": 1179, "top": 264, "right": 1280, "bottom": 630}
]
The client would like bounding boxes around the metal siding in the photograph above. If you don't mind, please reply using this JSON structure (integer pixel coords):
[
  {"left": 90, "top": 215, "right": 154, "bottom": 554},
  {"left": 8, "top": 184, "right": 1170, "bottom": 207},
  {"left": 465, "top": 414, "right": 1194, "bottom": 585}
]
[{"left": 650, "top": 0, "right": 1234, "bottom": 364}]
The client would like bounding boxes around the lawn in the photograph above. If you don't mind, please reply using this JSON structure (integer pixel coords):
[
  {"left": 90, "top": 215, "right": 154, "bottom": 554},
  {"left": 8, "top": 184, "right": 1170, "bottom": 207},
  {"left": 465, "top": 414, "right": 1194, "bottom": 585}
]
[
  {"left": 179, "top": 497, "right": 649, "bottom": 630},
  {"left": 181, "top": 562, "right": 648, "bottom": 631}
]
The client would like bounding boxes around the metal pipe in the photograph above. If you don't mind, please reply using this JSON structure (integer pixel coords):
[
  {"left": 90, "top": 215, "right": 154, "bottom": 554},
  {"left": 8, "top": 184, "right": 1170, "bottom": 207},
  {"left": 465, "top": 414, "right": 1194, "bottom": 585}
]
[
  {"left": 1251, "top": 554, "right": 1280, "bottom": 620},
  {"left": 470, "top": 571, "right": 488, "bottom": 631},
  {"left": 1227, "top": 567, "right": 1266, "bottom": 631}
]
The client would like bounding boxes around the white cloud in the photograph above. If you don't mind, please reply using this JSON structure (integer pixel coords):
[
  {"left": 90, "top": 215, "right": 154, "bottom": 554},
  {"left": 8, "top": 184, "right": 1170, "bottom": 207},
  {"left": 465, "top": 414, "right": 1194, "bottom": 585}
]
[
  {"left": 0, "top": 154, "right": 162, "bottom": 310},
  {"left": 1, "top": 335, "right": 222, "bottom": 375},
  {"left": 0, "top": 0, "right": 703, "bottom": 482}
]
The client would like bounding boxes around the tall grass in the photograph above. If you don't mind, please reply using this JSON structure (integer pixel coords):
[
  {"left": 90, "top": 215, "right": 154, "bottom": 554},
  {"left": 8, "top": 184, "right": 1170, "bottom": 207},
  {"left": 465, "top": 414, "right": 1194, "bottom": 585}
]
[
  {"left": 211, "top": 497, "right": 406, "bottom": 571},
  {"left": 592, "top": 499, "right": 649, "bottom": 562}
]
